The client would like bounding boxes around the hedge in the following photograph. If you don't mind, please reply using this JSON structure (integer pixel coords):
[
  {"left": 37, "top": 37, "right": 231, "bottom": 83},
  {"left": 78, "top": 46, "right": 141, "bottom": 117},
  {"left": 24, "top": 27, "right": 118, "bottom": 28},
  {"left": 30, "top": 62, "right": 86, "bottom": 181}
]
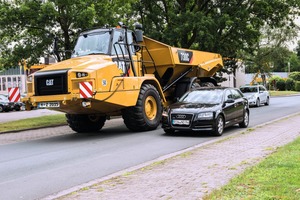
[
  {"left": 295, "top": 81, "right": 300, "bottom": 91},
  {"left": 285, "top": 78, "right": 295, "bottom": 91}
]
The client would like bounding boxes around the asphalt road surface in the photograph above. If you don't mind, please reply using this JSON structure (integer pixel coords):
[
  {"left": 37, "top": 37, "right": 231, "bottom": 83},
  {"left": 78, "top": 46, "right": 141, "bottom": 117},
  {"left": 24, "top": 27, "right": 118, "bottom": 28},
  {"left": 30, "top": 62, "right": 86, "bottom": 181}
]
[{"left": 0, "top": 95, "right": 299, "bottom": 200}]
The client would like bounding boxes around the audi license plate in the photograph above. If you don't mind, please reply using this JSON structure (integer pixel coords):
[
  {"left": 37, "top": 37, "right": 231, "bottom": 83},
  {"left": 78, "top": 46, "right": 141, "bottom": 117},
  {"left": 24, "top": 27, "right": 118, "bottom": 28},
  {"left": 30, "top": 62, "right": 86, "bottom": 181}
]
[
  {"left": 38, "top": 102, "right": 60, "bottom": 108},
  {"left": 172, "top": 119, "right": 190, "bottom": 125}
]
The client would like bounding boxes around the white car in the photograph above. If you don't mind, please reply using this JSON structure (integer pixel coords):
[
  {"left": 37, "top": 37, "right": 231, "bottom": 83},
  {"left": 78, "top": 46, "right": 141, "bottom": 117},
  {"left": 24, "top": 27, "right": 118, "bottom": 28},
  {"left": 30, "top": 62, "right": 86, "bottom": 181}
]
[{"left": 240, "top": 85, "right": 270, "bottom": 107}]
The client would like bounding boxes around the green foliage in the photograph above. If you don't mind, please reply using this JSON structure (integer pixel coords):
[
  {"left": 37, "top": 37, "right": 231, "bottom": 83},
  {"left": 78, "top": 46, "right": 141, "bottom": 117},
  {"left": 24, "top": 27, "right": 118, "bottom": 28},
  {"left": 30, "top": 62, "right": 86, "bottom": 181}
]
[
  {"left": 0, "top": 0, "right": 135, "bottom": 67},
  {"left": 289, "top": 71, "right": 300, "bottom": 81},
  {"left": 0, "top": 0, "right": 300, "bottom": 72},
  {"left": 288, "top": 53, "right": 300, "bottom": 72},
  {"left": 285, "top": 78, "right": 295, "bottom": 91},
  {"left": 269, "top": 90, "right": 300, "bottom": 96},
  {"left": 0, "top": 114, "right": 66, "bottom": 132},
  {"left": 296, "top": 41, "right": 300, "bottom": 58},
  {"left": 268, "top": 75, "right": 283, "bottom": 90},
  {"left": 133, "top": 0, "right": 300, "bottom": 86},
  {"left": 295, "top": 81, "right": 300, "bottom": 91},
  {"left": 276, "top": 79, "right": 286, "bottom": 91}
]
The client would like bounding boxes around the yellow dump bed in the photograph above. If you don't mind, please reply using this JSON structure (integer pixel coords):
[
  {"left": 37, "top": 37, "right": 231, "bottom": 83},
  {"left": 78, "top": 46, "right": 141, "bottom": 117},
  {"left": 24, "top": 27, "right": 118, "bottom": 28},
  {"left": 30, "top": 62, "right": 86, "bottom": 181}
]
[{"left": 142, "top": 37, "right": 223, "bottom": 79}]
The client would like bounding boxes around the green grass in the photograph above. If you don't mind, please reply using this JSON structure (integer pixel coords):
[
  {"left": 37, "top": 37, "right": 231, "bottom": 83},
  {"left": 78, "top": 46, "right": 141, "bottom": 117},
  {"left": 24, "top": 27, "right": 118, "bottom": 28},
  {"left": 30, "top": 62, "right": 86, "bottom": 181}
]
[
  {"left": 204, "top": 137, "right": 300, "bottom": 200},
  {"left": 0, "top": 114, "right": 67, "bottom": 133},
  {"left": 269, "top": 90, "right": 300, "bottom": 96}
]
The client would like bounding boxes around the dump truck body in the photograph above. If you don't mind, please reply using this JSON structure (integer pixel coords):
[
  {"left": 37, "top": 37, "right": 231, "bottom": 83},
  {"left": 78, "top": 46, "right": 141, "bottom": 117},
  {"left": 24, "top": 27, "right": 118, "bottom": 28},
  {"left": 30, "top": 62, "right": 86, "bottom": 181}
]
[{"left": 23, "top": 24, "right": 223, "bottom": 133}]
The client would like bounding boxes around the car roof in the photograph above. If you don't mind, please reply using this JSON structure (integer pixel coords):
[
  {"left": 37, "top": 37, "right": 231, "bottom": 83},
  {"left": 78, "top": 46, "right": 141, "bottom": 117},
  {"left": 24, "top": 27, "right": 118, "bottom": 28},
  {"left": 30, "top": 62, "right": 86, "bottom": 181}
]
[
  {"left": 191, "top": 86, "right": 232, "bottom": 91},
  {"left": 240, "top": 85, "right": 261, "bottom": 88}
]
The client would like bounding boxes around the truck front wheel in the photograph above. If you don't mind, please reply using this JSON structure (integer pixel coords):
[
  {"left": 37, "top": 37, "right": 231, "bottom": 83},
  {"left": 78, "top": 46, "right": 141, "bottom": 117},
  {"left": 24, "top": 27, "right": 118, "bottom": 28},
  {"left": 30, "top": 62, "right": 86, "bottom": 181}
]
[
  {"left": 122, "top": 84, "right": 162, "bottom": 132},
  {"left": 66, "top": 114, "right": 106, "bottom": 133}
]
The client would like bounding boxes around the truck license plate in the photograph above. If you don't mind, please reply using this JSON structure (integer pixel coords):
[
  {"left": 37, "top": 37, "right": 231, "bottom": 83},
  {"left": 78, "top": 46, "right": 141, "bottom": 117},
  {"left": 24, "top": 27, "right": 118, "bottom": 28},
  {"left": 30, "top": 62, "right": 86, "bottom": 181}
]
[
  {"left": 38, "top": 102, "right": 60, "bottom": 108},
  {"left": 172, "top": 119, "right": 190, "bottom": 125}
]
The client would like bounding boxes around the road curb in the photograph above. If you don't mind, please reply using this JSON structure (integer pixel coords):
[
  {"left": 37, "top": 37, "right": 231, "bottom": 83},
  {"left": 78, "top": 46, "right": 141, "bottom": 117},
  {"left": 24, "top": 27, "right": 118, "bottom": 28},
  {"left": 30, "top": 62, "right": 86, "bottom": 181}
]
[{"left": 42, "top": 111, "right": 300, "bottom": 200}]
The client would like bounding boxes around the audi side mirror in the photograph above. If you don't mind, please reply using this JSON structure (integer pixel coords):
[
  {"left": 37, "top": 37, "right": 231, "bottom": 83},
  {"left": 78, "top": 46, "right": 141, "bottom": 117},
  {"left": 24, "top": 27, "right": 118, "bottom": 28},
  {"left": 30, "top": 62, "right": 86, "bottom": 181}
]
[{"left": 224, "top": 99, "right": 235, "bottom": 104}]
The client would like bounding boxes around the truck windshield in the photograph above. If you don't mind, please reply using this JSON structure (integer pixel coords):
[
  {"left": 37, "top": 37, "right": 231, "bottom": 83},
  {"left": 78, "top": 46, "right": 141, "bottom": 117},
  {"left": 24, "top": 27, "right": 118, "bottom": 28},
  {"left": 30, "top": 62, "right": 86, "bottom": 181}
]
[{"left": 72, "top": 31, "right": 110, "bottom": 57}]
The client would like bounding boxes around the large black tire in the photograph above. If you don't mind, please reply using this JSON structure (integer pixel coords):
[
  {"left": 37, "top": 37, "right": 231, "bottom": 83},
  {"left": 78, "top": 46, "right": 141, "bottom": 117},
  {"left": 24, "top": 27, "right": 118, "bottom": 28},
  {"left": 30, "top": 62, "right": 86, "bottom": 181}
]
[
  {"left": 200, "top": 82, "right": 215, "bottom": 87},
  {"left": 122, "top": 84, "right": 162, "bottom": 132},
  {"left": 0, "top": 105, "right": 3, "bottom": 112},
  {"left": 66, "top": 114, "right": 106, "bottom": 133}
]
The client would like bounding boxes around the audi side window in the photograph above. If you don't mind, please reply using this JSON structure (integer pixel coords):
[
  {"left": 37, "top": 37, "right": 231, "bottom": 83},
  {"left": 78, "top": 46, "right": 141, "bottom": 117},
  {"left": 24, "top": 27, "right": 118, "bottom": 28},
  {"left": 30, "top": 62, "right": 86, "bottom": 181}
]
[
  {"left": 224, "top": 90, "right": 232, "bottom": 101},
  {"left": 231, "top": 89, "right": 242, "bottom": 99}
]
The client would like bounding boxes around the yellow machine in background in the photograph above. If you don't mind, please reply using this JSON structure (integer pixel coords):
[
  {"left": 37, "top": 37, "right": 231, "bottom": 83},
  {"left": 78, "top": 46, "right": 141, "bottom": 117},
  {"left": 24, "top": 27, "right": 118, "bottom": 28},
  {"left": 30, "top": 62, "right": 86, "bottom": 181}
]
[{"left": 23, "top": 23, "right": 223, "bottom": 133}]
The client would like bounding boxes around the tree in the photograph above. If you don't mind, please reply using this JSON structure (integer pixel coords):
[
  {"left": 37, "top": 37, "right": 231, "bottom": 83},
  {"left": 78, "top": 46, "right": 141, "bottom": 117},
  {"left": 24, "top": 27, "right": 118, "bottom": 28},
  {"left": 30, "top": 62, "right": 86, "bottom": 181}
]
[
  {"left": 133, "top": 0, "right": 300, "bottom": 86},
  {"left": 296, "top": 40, "right": 300, "bottom": 58},
  {"left": 0, "top": 0, "right": 136, "bottom": 69},
  {"left": 242, "top": 18, "right": 299, "bottom": 85},
  {"left": 289, "top": 53, "right": 300, "bottom": 72},
  {"left": 1, "top": 0, "right": 299, "bottom": 79}
]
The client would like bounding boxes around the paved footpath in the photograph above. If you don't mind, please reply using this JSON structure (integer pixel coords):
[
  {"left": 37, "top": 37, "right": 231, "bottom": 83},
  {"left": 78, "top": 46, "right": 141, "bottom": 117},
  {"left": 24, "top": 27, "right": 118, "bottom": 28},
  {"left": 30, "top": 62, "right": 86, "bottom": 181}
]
[{"left": 43, "top": 113, "right": 300, "bottom": 200}]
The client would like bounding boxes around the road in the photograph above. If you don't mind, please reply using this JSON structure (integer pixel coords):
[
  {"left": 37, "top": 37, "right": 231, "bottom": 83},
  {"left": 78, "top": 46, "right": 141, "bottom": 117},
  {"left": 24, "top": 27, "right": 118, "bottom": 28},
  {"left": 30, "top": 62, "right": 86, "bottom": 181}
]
[{"left": 0, "top": 96, "right": 300, "bottom": 200}]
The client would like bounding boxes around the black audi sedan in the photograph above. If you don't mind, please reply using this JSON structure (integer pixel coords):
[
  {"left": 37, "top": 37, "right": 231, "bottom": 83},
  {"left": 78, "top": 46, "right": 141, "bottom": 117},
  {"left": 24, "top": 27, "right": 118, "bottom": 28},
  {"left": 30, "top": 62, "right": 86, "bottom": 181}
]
[{"left": 162, "top": 87, "right": 249, "bottom": 136}]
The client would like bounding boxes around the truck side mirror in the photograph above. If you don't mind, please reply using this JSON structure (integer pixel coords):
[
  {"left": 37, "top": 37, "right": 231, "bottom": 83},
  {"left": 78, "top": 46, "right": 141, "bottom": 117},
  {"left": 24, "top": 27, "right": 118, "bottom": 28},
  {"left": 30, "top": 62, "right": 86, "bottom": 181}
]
[
  {"left": 135, "top": 30, "right": 143, "bottom": 43},
  {"left": 134, "top": 23, "right": 143, "bottom": 43}
]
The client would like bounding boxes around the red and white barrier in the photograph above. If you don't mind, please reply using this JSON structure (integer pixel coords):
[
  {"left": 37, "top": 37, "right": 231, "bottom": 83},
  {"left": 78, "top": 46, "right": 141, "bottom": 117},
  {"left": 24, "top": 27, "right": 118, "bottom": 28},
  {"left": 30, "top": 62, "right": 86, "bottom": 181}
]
[
  {"left": 79, "top": 82, "right": 93, "bottom": 98},
  {"left": 8, "top": 87, "right": 21, "bottom": 102}
]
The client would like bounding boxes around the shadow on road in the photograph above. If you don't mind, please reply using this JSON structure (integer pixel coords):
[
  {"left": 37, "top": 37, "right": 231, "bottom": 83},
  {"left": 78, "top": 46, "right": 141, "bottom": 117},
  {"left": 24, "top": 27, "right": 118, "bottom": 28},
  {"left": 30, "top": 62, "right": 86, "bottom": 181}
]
[{"left": 160, "top": 125, "right": 242, "bottom": 138}]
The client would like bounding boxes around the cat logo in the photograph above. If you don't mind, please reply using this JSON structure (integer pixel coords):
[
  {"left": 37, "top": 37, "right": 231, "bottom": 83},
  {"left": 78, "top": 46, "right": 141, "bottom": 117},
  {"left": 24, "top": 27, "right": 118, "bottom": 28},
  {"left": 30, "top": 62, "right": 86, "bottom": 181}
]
[{"left": 46, "top": 79, "right": 54, "bottom": 86}]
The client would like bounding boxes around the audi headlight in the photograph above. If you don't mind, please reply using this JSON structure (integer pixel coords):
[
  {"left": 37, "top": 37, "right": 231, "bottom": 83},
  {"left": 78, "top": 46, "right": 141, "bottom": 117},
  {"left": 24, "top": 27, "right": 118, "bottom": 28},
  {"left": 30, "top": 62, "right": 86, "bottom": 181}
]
[
  {"left": 197, "top": 112, "right": 213, "bottom": 120},
  {"left": 162, "top": 109, "right": 169, "bottom": 117},
  {"left": 76, "top": 72, "right": 88, "bottom": 78}
]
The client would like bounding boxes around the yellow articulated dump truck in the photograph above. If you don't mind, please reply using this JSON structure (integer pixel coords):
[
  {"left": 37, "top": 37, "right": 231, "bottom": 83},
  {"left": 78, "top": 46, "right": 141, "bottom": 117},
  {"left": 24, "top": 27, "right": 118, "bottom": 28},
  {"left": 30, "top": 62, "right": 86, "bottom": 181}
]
[{"left": 22, "top": 23, "right": 223, "bottom": 133}]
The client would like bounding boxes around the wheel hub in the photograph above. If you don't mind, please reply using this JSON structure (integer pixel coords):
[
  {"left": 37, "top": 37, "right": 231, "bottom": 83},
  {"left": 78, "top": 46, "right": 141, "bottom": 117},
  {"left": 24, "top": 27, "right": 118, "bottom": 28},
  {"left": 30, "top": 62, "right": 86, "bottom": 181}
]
[{"left": 145, "top": 96, "right": 157, "bottom": 120}]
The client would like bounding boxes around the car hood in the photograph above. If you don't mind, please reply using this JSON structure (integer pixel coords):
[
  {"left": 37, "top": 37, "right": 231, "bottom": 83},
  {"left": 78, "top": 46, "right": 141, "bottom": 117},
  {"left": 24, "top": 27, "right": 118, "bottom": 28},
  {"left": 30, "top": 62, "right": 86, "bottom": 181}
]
[
  {"left": 169, "top": 102, "right": 220, "bottom": 113},
  {"left": 242, "top": 93, "right": 257, "bottom": 98}
]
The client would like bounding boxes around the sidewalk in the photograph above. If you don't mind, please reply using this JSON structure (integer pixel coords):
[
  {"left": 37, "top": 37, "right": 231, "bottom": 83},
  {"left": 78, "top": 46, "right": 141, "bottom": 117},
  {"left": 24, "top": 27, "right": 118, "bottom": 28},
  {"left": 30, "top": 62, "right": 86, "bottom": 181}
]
[{"left": 46, "top": 113, "right": 300, "bottom": 200}]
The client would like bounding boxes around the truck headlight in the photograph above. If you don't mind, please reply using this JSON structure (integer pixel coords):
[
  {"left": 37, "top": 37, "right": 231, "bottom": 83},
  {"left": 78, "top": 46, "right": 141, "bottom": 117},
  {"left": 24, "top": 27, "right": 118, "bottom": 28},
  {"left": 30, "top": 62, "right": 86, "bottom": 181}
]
[
  {"left": 76, "top": 72, "right": 88, "bottom": 78},
  {"left": 197, "top": 112, "right": 213, "bottom": 120},
  {"left": 27, "top": 75, "right": 33, "bottom": 82}
]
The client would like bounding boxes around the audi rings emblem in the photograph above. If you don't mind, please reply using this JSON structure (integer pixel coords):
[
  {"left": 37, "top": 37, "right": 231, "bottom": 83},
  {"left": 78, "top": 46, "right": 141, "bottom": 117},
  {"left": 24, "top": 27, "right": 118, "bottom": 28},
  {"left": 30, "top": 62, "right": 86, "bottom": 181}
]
[{"left": 176, "top": 114, "right": 186, "bottom": 119}]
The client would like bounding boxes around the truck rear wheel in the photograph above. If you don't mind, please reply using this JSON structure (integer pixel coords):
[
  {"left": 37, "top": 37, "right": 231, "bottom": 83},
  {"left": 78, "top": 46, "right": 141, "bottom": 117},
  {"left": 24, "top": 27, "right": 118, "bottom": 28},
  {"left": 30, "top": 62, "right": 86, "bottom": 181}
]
[
  {"left": 122, "top": 84, "right": 162, "bottom": 132},
  {"left": 66, "top": 114, "right": 106, "bottom": 133}
]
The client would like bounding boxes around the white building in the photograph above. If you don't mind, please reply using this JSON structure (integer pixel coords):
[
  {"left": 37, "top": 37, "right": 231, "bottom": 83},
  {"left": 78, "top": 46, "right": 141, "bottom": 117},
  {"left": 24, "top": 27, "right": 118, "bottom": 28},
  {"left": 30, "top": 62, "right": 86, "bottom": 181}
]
[
  {"left": 0, "top": 67, "right": 27, "bottom": 95},
  {"left": 220, "top": 62, "right": 246, "bottom": 88}
]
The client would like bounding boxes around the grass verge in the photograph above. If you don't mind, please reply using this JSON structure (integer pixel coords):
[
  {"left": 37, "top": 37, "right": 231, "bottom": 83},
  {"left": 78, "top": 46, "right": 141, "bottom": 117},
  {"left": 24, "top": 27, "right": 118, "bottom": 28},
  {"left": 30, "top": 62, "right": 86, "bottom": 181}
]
[
  {"left": 269, "top": 90, "right": 300, "bottom": 96},
  {"left": 0, "top": 114, "right": 67, "bottom": 133},
  {"left": 204, "top": 137, "right": 300, "bottom": 200}
]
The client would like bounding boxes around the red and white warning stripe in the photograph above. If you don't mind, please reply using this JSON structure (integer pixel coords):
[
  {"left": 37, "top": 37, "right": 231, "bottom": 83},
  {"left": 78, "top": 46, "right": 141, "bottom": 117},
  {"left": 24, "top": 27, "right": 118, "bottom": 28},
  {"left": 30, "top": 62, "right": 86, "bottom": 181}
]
[
  {"left": 79, "top": 81, "right": 93, "bottom": 98},
  {"left": 8, "top": 87, "right": 21, "bottom": 102}
]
